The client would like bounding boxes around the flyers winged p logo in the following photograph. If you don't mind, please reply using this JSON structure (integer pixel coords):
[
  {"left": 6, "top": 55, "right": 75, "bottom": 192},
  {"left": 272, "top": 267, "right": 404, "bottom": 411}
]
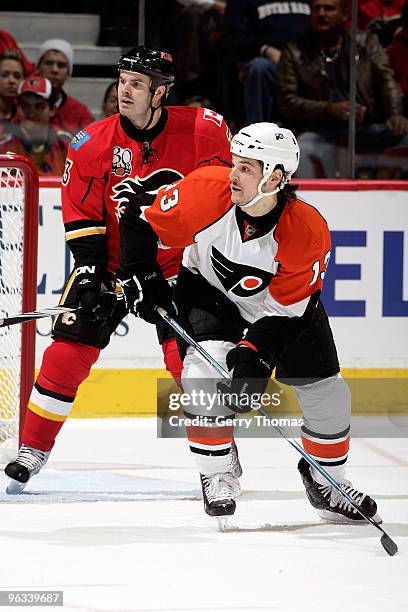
[{"left": 210, "top": 246, "right": 273, "bottom": 297}]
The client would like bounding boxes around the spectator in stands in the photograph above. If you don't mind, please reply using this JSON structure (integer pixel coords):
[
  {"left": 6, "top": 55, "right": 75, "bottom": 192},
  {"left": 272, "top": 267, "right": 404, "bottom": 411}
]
[
  {"left": 183, "top": 94, "right": 215, "bottom": 109},
  {"left": 177, "top": 0, "right": 225, "bottom": 13},
  {"left": 0, "top": 30, "right": 34, "bottom": 76},
  {"left": 171, "top": 0, "right": 226, "bottom": 104},
  {"left": 358, "top": 1, "right": 404, "bottom": 46},
  {"left": 0, "top": 51, "right": 24, "bottom": 123},
  {"left": 222, "top": 0, "right": 310, "bottom": 124},
  {"left": 277, "top": 0, "right": 408, "bottom": 177},
  {"left": 387, "top": 1, "right": 408, "bottom": 115},
  {"left": 0, "top": 76, "right": 68, "bottom": 176},
  {"left": 102, "top": 81, "right": 118, "bottom": 117},
  {"left": 36, "top": 39, "right": 94, "bottom": 137}
]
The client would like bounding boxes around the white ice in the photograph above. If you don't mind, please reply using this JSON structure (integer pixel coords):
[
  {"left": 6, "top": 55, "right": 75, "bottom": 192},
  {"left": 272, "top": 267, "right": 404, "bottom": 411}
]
[{"left": 0, "top": 418, "right": 407, "bottom": 612}]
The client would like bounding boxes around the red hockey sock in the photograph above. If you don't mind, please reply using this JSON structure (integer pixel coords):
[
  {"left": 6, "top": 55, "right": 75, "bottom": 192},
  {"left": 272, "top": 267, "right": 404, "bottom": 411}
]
[
  {"left": 22, "top": 338, "right": 100, "bottom": 451},
  {"left": 162, "top": 337, "right": 183, "bottom": 387}
]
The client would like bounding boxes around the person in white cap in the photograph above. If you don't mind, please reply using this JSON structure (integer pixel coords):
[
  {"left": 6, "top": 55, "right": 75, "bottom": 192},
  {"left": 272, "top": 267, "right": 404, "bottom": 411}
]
[
  {"left": 0, "top": 75, "right": 68, "bottom": 175},
  {"left": 36, "top": 38, "right": 93, "bottom": 137}
]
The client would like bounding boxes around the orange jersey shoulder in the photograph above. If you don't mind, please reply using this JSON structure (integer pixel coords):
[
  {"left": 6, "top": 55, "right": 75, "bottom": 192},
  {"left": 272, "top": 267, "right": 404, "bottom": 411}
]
[
  {"left": 145, "top": 165, "right": 232, "bottom": 248},
  {"left": 270, "top": 197, "right": 331, "bottom": 306}
]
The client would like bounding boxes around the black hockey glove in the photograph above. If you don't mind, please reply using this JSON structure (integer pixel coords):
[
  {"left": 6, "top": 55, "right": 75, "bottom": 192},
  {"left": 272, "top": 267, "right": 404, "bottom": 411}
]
[
  {"left": 75, "top": 263, "right": 106, "bottom": 317},
  {"left": 217, "top": 344, "right": 272, "bottom": 413},
  {"left": 117, "top": 265, "right": 177, "bottom": 324}
]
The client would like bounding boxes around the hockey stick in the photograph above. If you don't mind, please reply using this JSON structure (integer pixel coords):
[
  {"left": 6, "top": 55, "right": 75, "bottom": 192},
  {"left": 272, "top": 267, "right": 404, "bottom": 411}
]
[
  {"left": 0, "top": 306, "right": 77, "bottom": 328},
  {"left": 157, "top": 307, "right": 398, "bottom": 556}
]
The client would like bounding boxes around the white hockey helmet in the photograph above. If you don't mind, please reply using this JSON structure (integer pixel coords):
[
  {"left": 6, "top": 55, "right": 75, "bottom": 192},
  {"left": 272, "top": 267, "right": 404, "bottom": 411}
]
[{"left": 231, "top": 122, "right": 300, "bottom": 181}]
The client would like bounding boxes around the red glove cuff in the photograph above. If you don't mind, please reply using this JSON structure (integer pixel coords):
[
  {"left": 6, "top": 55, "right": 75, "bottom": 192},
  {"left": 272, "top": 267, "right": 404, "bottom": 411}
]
[{"left": 237, "top": 340, "right": 258, "bottom": 352}]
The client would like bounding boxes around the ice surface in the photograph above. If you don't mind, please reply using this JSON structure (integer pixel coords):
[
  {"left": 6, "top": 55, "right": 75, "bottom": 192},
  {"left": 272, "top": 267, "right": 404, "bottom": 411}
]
[{"left": 0, "top": 418, "right": 407, "bottom": 612}]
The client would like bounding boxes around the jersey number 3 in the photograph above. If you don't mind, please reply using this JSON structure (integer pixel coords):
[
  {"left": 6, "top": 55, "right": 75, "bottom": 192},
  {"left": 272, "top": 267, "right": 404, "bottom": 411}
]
[{"left": 160, "top": 188, "right": 179, "bottom": 212}]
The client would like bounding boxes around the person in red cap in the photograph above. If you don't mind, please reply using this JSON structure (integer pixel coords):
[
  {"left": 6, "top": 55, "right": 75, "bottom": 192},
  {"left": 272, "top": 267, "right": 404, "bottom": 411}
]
[{"left": 0, "top": 75, "right": 68, "bottom": 175}]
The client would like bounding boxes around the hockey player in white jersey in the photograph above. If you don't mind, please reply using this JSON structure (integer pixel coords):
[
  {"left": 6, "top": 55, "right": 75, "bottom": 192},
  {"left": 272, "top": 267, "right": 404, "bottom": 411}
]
[{"left": 117, "top": 122, "right": 380, "bottom": 525}]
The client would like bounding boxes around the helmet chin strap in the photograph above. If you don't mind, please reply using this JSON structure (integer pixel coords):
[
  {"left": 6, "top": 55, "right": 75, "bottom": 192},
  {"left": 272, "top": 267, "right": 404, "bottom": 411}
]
[
  {"left": 141, "top": 105, "right": 157, "bottom": 130},
  {"left": 240, "top": 174, "right": 283, "bottom": 210},
  {"left": 140, "top": 81, "right": 162, "bottom": 130}
]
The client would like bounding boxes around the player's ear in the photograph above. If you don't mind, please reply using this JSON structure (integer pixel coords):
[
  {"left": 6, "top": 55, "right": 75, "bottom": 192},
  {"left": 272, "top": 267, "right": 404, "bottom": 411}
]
[
  {"left": 267, "top": 167, "right": 283, "bottom": 190},
  {"left": 153, "top": 84, "right": 166, "bottom": 106}
]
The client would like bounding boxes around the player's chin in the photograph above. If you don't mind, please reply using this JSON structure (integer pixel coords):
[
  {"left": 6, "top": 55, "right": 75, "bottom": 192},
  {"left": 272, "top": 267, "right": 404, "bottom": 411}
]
[
  {"left": 118, "top": 103, "right": 132, "bottom": 117},
  {"left": 230, "top": 192, "right": 242, "bottom": 206},
  {"left": 233, "top": 198, "right": 248, "bottom": 208}
]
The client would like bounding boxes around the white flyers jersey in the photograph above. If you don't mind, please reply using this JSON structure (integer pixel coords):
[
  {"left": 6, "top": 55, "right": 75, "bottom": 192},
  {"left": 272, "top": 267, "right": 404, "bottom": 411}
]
[{"left": 145, "top": 166, "right": 331, "bottom": 323}]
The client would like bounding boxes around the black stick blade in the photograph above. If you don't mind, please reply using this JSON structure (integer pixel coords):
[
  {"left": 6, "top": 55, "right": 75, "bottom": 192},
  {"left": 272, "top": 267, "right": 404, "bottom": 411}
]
[{"left": 381, "top": 533, "right": 398, "bottom": 556}]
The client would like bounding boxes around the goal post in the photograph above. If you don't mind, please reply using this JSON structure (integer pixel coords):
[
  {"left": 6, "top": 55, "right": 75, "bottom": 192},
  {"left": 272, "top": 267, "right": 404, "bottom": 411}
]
[{"left": 0, "top": 154, "right": 39, "bottom": 458}]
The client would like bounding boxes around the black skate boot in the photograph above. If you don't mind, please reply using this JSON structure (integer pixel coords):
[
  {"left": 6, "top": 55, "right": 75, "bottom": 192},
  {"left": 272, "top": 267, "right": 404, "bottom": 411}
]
[
  {"left": 5, "top": 444, "right": 50, "bottom": 494},
  {"left": 200, "top": 472, "right": 237, "bottom": 521},
  {"left": 298, "top": 458, "right": 382, "bottom": 524}
]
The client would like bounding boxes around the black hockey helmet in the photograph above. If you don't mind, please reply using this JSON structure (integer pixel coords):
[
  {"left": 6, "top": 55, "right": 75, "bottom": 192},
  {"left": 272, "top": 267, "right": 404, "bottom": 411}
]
[{"left": 118, "top": 46, "right": 175, "bottom": 93}]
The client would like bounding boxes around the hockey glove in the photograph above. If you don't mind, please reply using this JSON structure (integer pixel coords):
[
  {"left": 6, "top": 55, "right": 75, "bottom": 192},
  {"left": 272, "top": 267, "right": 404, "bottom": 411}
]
[
  {"left": 117, "top": 265, "right": 176, "bottom": 324},
  {"left": 217, "top": 343, "right": 272, "bottom": 413},
  {"left": 75, "top": 263, "right": 106, "bottom": 317}
]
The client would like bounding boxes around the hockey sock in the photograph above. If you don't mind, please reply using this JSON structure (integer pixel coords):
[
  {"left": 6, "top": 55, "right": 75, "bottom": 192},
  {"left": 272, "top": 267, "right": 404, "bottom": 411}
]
[
  {"left": 21, "top": 338, "right": 100, "bottom": 451},
  {"left": 186, "top": 424, "right": 234, "bottom": 474},
  {"left": 162, "top": 338, "right": 183, "bottom": 387},
  {"left": 301, "top": 425, "right": 350, "bottom": 484}
]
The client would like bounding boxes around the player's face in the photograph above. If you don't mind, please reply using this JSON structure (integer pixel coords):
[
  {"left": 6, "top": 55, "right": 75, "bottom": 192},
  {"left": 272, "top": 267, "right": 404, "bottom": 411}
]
[
  {"left": 229, "top": 155, "right": 264, "bottom": 206},
  {"left": 118, "top": 70, "right": 164, "bottom": 125},
  {"left": 37, "top": 51, "right": 69, "bottom": 89}
]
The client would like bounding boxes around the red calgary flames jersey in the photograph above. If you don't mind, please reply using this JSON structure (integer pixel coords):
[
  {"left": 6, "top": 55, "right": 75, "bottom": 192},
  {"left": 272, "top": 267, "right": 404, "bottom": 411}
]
[
  {"left": 146, "top": 166, "right": 331, "bottom": 322},
  {"left": 61, "top": 106, "right": 232, "bottom": 277}
]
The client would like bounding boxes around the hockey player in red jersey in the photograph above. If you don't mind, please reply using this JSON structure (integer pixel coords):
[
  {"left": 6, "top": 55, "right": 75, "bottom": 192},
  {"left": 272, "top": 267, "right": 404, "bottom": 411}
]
[
  {"left": 117, "top": 122, "right": 381, "bottom": 524},
  {"left": 5, "top": 46, "right": 233, "bottom": 493}
]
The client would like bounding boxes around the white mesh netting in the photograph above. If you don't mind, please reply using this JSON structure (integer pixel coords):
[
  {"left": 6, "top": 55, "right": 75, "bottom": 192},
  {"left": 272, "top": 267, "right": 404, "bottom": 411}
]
[{"left": 0, "top": 166, "right": 25, "bottom": 453}]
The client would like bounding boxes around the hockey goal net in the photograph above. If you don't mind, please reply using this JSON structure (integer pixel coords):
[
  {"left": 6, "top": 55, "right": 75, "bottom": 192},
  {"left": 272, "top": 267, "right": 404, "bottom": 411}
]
[{"left": 0, "top": 154, "right": 38, "bottom": 460}]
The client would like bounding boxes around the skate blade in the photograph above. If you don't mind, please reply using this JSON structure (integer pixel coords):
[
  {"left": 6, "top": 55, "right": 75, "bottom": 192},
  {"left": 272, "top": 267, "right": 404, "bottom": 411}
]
[
  {"left": 6, "top": 479, "right": 28, "bottom": 495},
  {"left": 317, "top": 509, "right": 383, "bottom": 525},
  {"left": 216, "top": 517, "right": 229, "bottom": 532}
]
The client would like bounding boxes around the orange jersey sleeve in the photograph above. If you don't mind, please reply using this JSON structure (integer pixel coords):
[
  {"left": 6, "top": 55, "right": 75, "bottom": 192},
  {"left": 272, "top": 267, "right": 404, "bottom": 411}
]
[
  {"left": 267, "top": 198, "right": 331, "bottom": 312},
  {"left": 144, "top": 165, "right": 233, "bottom": 248}
]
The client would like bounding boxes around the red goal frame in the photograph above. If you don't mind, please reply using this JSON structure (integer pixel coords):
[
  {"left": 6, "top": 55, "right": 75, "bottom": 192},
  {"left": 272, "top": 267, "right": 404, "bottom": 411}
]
[{"left": 0, "top": 154, "right": 39, "bottom": 441}]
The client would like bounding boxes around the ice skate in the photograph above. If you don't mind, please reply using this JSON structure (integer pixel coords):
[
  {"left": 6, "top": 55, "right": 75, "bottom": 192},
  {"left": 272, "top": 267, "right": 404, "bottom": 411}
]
[
  {"left": 298, "top": 458, "right": 382, "bottom": 524},
  {"left": 5, "top": 444, "right": 50, "bottom": 494},
  {"left": 200, "top": 472, "right": 237, "bottom": 529}
]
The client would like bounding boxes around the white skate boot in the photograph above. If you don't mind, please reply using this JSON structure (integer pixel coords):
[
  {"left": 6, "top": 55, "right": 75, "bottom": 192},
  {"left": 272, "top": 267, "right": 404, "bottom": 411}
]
[{"left": 200, "top": 471, "right": 238, "bottom": 531}]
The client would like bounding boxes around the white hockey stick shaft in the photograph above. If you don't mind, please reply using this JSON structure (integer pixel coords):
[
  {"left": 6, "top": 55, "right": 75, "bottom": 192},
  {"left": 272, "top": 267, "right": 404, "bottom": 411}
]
[
  {"left": 0, "top": 306, "right": 77, "bottom": 328},
  {"left": 157, "top": 307, "right": 397, "bottom": 555}
]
